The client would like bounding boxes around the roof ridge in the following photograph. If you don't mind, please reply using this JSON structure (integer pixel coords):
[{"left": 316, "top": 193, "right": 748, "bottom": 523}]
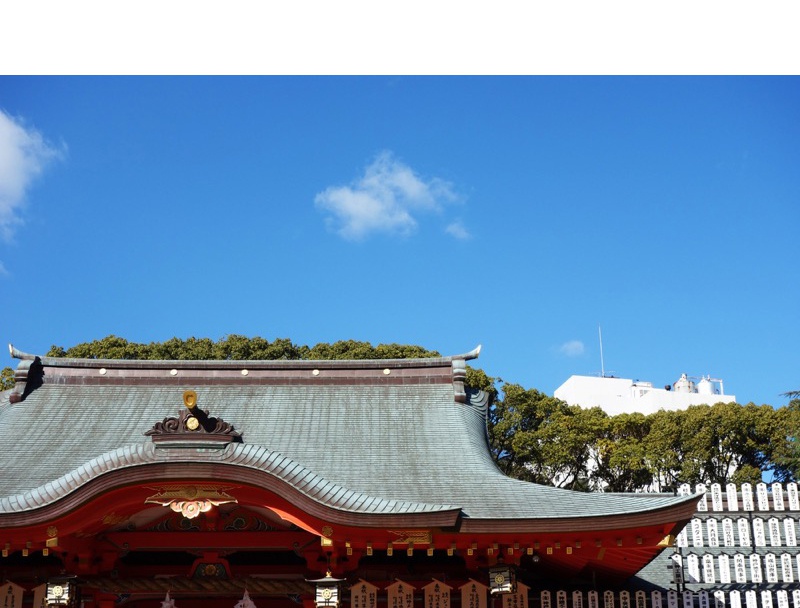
[{"left": 9, "top": 343, "right": 481, "bottom": 369}]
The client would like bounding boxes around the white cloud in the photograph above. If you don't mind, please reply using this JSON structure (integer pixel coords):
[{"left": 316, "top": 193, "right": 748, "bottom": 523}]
[
  {"left": 445, "top": 220, "right": 471, "bottom": 240},
  {"left": 0, "top": 109, "right": 64, "bottom": 242},
  {"left": 315, "top": 151, "right": 459, "bottom": 240},
  {"left": 559, "top": 340, "right": 585, "bottom": 357}
]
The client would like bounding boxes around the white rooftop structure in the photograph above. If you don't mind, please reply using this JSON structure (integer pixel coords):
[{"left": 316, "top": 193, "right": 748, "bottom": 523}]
[{"left": 554, "top": 373, "right": 736, "bottom": 416}]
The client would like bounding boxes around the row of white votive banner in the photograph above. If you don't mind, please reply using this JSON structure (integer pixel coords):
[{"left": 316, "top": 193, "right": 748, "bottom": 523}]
[
  {"left": 547, "top": 590, "right": 800, "bottom": 608},
  {"left": 677, "top": 516, "right": 798, "bottom": 548},
  {"left": 6, "top": 581, "right": 800, "bottom": 608},
  {"left": 354, "top": 579, "right": 529, "bottom": 608},
  {"left": 674, "top": 551, "right": 800, "bottom": 584},
  {"left": 568, "top": 590, "right": 800, "bottom": 608},
  {"left": 353, "top": 581, "right": 800, "bottom": 608},
  {"left": 678, "top": 483, "right": 800, "bottom": 513},
  {"left": 0, "top": 583, "right": 56, "bottom": 608},
  {"left": 355, "top": 583, "right": 800, "bottom": 608}
]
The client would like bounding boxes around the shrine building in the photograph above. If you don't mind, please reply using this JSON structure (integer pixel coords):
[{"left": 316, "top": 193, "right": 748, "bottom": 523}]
[{"left": 0, "top": 345, "right": 698, "bottom": 608}]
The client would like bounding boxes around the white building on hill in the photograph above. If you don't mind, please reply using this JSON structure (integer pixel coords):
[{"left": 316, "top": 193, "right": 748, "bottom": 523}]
[{"left": 554, "top": 373, "right": 736, "bottom": 416}]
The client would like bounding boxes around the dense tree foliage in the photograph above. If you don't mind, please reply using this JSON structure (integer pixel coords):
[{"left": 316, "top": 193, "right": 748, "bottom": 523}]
[
  {"left": 595, "top": 412, "right": 652, "bottom": 492},
  {"left": 487, "top": 389, "right": 800, "bottom": 490},
  {"left": 489, "top": 383, "right": 606, "bottom": 489},
  {"left": 3, "top": 335, "right": 798, "bottom": 489},
  {"left": 43, "top": 335, "right": 441, "bottom": 361},
  {"left": 770, "top": 399, "right": 800, "bottom": 481},
  {"left": 0, "top": 367, "right": 13, "bottom": 391}
]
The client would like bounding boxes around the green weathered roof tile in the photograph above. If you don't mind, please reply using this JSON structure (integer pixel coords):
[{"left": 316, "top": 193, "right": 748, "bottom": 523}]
[{"left": 0, "top": 347, "right": 697, "bottom": 526}]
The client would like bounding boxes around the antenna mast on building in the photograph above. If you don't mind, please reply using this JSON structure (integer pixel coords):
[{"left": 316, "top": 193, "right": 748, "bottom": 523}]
[{"left": 599, "top": 325, "right": 605, "bottom": 378}]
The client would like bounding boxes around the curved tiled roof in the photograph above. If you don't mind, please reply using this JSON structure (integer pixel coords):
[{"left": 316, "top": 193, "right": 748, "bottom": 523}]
[
  {"left": 0, "top": 443, "right": 457, "bottom": 515},
  {"left": 0, "top": 346, "right": 698, "bottom": 528}
]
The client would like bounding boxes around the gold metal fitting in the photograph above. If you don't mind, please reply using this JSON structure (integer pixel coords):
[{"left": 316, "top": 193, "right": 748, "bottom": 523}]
[{"left": 183, "top": 390, "right": 198, "bottom": 409}]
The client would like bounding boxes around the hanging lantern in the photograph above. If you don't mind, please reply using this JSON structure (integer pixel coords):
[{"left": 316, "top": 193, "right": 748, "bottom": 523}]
[
  {"left": 46, "top": 579, "right": 76, "bottom": 607},
  {"left": 308, "top": 572, "right": 345, "bottom": 608},
  {"left": 489, "top": 563, "right": 516, "bottom": 595}
]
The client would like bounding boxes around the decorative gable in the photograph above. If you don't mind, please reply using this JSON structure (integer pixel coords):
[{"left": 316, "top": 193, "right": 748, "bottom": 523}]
[{"left": 144, "top": 390, "right": 242, "bottom": 447}]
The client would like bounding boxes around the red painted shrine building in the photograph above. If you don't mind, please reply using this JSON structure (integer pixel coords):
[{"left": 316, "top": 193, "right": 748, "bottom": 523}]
[{"left": 0, "top": 346, "right": 697, "bottom": 608}]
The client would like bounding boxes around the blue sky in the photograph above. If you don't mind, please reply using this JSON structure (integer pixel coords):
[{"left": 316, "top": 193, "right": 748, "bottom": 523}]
[{"left": 1, "top": 77, "right": 798, "bottom": 406}]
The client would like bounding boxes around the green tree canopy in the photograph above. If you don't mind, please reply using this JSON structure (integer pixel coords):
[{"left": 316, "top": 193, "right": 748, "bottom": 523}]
[
  {"left": 642, "top": 409, "right": 686, "bottom": 492},
  {"left": 43, "top": 335, "right": 441, "bottom": 361},
  {"left": 488, "top": 387, "right": 796, "bottom": 490},
  {"left": 594, "top": 412, "right": 652, "bottom": 492},
  {"left": 0, "top": 367, "right": 13, "bottom": 391},
  {"left": 488, "top": 384, "right": 606, "bottom": 489},
  {"left": 770, "top": 398, "right": 800, "bottom": 482}
]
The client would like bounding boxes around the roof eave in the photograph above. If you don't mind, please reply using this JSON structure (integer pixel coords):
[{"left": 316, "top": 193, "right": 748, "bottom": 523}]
[{"left": 458, "top": 493, "right": 698, "bottom": 534}]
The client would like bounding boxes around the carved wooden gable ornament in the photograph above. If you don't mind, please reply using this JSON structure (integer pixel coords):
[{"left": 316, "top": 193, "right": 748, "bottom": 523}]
[{"left": 144, "top": 390, "right": 243, "bottom": 447}]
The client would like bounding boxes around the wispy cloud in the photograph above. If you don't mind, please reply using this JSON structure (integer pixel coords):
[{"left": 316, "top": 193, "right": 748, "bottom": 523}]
[
  {"left": 0, "top": 109, "right": 65, "bottom": 242},
  {"left": 559, "top": 340, "right": 585, "bottom": 357},
  {"left": 445, "top": 220, "right": 471, "bottom": 240},
  {"left": 315, "top": 151, "right": 461, "bottom": 240}
]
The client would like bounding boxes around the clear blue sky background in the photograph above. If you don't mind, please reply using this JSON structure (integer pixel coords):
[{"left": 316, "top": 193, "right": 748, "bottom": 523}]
[{"left": 1, "top": 77, "right": 798, "bottom": 406}]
